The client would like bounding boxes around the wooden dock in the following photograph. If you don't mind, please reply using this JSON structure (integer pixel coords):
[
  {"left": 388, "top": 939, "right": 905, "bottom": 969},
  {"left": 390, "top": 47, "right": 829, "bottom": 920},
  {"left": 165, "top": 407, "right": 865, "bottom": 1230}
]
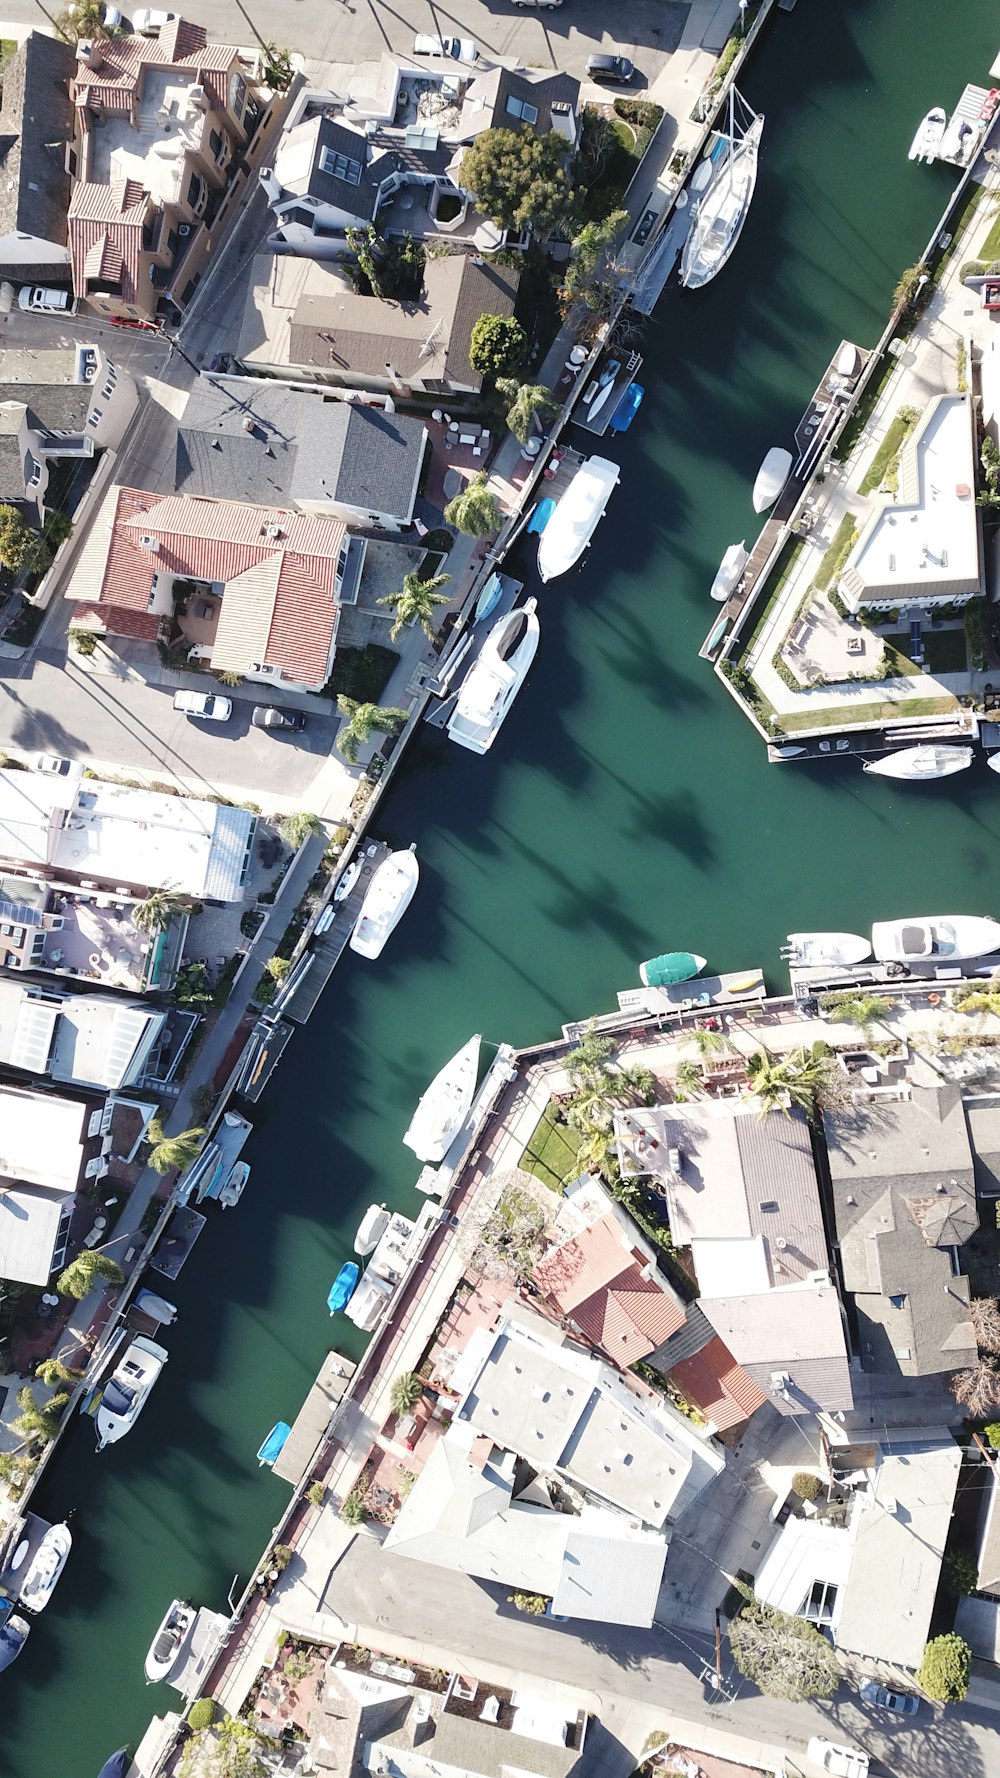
[
  {"left": 236, "top": 1015, "right": 295, "bottom": 1101},
  {"left": 272, "top": 1351, "right": 357, "bottom": 1487},
  {"left": 281, "top": 841, "right": 390, "bottom": 1025},
  {"left": 572, "top": 349, "right": 644, "bottom": 436},
  {"left": 150, "top": 1206, "right": 206, "bottom": 1280}
]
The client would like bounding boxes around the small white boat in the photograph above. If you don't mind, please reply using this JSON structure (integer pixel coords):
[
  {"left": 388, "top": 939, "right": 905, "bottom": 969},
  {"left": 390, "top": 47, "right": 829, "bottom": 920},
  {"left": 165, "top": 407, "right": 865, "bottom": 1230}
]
[
  {"left": 0, "top": 1612, "right": 29, "bottom": 1671},
  {"left": 908, "top": 105, "right": 946, "bottom": 163},
  {"left": 403, "top": 1034, "right": 481, "bottom": 1164},
  {"left": 753, "top": 446, "right": 792, "bottom": 513},
  {"left": 711, "top": 541, "right": 749, "bottom": 601},
  {"left": 144, "top": 1599, "right": 196, "bottom": 1684},
  {"left": 587, "top": 358, "right": 622, "bottom": 422},
  {"left": 355, "top": 1203, "right": 390, "bottom": 1256},
  {"left": 871, "top": 915, "right": 1000, "bottom": 964},
  {"left": 447, "top": 600, "right": 539, "bottom": 755},
  {"left": 784, "top": 931, "right": 872, "bottom": 968},
  {"left": 473, "top": 572, "right": 503, "bottom": 625},
  {"left": 680, "top": 89, "right": 764, "bottom": 289},
  {"left": 333, "top": 859, "right": 361, "bottom": 903},
  {"left": 863, "top": 745, "right": 973, "bottom": 780},
  {"left": 344, "top": 1268, "right": 395, "bottom": 1332},
  {"left": 772, "top": 744, "right": 807, "bottom": 758},
  {"left": 18, "top": 1522, "right": 72, "bottom": 1613},
  {"left": 836, "top": 343, "right": 861, "bottom": 379},
  {"left": 96, "top": 1334, "right": 168, "bottom": 1450},
  {"left": 350, "top": 846, "right": 419, "bottom": 960},
  {"left": 537, "top": 456, "right": 620, "bottom": 582},
  {"left": 218, "top": 1160, "right": 249, "bottom": 1208}
]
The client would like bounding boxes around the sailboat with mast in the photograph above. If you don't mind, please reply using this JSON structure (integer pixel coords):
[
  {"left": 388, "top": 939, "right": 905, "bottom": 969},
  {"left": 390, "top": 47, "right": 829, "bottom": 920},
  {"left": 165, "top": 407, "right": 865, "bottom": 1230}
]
[{"left": 679, "top": 87, "right": 764, "bottom": 290}]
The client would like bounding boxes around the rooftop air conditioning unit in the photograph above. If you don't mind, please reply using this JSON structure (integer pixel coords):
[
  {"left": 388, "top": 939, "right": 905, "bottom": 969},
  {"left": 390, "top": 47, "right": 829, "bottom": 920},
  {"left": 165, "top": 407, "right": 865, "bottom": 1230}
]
[
  {"left": 139, "top": 535, "right": 159, "bottom": 552},
  {"left": 262, "top": 523, "right": 281, "bottom": 539},
  {"left": 769, "top": 1371, "right": 791, "bottom": 1394},
  {"left": 668, "top": 1146, "right": 682, "bottom": 1174}
]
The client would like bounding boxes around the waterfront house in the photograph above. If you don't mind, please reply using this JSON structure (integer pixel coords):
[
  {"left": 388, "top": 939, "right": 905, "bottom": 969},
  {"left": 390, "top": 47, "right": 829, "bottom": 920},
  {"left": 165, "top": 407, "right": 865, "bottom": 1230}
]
[
  {"left": 175, "top": 380, "right": 427, "bottom": 532},
  {"left": 658, "top": 1099, "right": 854, "bottom": 1418},
  {"left": 0, "top": 343, "right": 138, "bottom": 526},
  {"left": 0, "top": 34, "right": 77, "bottom": 293},
  {"left": 0, "top": 976, "right": 164, "bottom": 1091},
  {"left": 65, "top": 484, "right": 355, "bottom": 692},
  {"left": 0, "top": 768, "right": 256, "bottom": 903},
  {"left": 0, "top": 1083, "right": 153, "bottom": 1284},
  {"left": 0, "top": 869, "right": 185, "bottom": 994},
  {"left": 67, "top": 19, "right": 265, "bottom": 321},
  {"left": 824, "top": 1084, "right": 979, "bottom": 1377},
  {"left": 837, "top": 393, "right": 982, "bottom": 615},
  {"left": 234, "top": 249, "right": 521, "bottom": 396},
  {"left": 754, "top": 1434, "right": 961, "bottom": 1671}
]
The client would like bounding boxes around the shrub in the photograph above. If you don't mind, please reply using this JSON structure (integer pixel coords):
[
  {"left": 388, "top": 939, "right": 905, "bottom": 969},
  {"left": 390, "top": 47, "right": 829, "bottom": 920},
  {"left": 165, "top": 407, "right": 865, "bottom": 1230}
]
[
  {"left": 341, "top": 1491, "right": 367, "bottom": 1526},
  {"left": 420, "top": 528, "right": 454, "bottom": 554},
  {"left": 306, "top": 1481, "right": 325, "bottom": 1507},
  {"left": 328, "top": 644, "right": 398, "bottom": 706},
  {"left": 613, "top": 97, "right": 664, "bottom": 132},
  {"left": 942, "top": 1548, "right": 979, "bottom": 1597},
  {"left": 69, "top": 628, "right": 97, "bottom": 656},
  {"left": 469, "top": 313, "right": 527, "bottom": 380},
  {"left": 390, "top": 1371, "right": 423, "bottom": 1415},
  {"left": 965, "top": 598, "right": 987, "bottom": 670},
  {"left": 791, "top": 1471, "right": 822, "bottom": 1501},
  {"left": 985, "top": 1422, "right": 1000, "bottom": 1448},
  {"left": 272, "top": 1543, "right": 293, "bottom": 1572},
  {"left": 188, "top": 1698, "right": 216, "bottom": 1731},
  {"left": 917, "top": 1632, "right": 971, "bottom": 1702},
  {"left": 828, "top": 588, "right": 848, "bottom": 619},
  {"left": 509, "top": 1591, "right": 549, "bottom": 1615}
]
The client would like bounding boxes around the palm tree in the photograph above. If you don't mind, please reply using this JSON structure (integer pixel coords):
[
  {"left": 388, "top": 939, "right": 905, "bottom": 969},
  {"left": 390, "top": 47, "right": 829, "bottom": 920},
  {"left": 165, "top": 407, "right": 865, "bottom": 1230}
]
[
  {"left": 378, "top": 570, "right": 452, "bottom": 641},
  {"left": 565, "top": 1025, "right": 616, "bottom": 1081},
  {"left": 616, "top": 1061, "right": 656, "bottom": 1103},
  {"left": 689, "top": 1025, "right": 735, "bottom": 1058},
  {"left": 674, "top": 1059, "right": 703, "bottom": 1098},
  {"left": 148, "top": 1124, "right": 205, "bottom": 1177},
  {"left": 56, "top": 1251, "right": 124, "bottom": 1300},
  {"left": 35, "top": 1357, "right": 83, "bottom": 1387},
  {"left": 13, "top": 1387, "right": 69, "bottom": 1445},
  {"left": 496, "top": 379, "right": 559, "bottom": 446},
  {"left": 390, "top": 1371, "right": 424, "bottom": 1415},
  {"left": 821, "top": 991, "right": 895, "bottom": 1041},
  {"left": 746, "top": 1043, "right": 843, "bottom": 1119},
  {"left": 132, "top": 886, "right": 189, "bottom": 934},
  {"left": 444, "top": 472, "right": 504, "bottom": 538},
  {"left": 336, "top": 697, "right": 409, "bottom": 764},
  {"left": 56, "top": 0, "right": 117, "bottom": 39},
  {"left": 566, "top": 1076, "right": 618, "bottom": 1132},
  {"left": 575, "top": 1123, "right": 618, "bottom": 1177}
]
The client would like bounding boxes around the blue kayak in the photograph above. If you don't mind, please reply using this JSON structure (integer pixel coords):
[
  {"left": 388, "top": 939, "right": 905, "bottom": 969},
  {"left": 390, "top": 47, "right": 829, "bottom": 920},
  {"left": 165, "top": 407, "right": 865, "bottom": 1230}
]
[
  {"left": 610, "top": 383, "right": 644, "bottom": 432},
  {"left": 474, "top": 572, "right": 503, "bottom": 624},
  {"left": 327, "top": 1261, "right": 359, "bottom": 1314},
  {"left": 96, "top": 1753, "right": 130, "bottom": 1778},
  {"left": 526, "top": 497, "right": 555, "bottom": 535},
  {"left": 257, "top": 1420, "right": 292, "bottom": 1467}
]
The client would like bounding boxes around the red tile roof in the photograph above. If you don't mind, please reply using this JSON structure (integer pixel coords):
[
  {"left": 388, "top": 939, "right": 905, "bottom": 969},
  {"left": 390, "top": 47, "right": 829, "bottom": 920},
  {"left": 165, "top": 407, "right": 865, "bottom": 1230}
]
[
  {"left": 72, "top": 23, "right": 235, "bottom": 115},
  {"left": 534, "top": 1213, "right": 686, "bottom": 1367},
  {"left": 534, "top": 1214, "right": 640, "bottom": 1313},
  {"left": 68, "top": 178, "right": 148, "bottom": 305},
  {"left": 74, "top": 601, "right": 160, "bottom": 641},
  {"left": 668, "top": 1335, "right": 767, "bottom": 1432}
]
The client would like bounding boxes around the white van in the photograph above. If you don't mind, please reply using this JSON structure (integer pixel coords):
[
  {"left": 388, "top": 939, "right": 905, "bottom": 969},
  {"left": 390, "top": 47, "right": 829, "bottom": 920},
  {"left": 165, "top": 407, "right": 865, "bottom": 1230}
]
[{"left": 18, "top": 286, "right": 71, "bottom": 312}]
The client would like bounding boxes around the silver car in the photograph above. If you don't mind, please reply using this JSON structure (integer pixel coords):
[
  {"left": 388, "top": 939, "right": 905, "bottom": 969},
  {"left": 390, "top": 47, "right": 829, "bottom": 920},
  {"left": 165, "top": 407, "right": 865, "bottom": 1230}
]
[{"left": 858, "top": 1681, "right": 919, "bottom": 1716}]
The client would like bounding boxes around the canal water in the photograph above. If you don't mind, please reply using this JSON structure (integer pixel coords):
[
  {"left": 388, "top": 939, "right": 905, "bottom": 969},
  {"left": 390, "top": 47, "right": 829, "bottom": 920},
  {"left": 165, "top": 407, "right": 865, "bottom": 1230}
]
[{"left": 11, "top": 2, "right": 1000, "bottom": 1769}]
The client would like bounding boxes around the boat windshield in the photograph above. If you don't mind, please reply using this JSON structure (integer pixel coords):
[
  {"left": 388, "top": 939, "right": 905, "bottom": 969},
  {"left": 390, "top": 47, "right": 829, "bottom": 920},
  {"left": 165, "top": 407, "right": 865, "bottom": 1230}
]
[{"left": 103, "top": 1377, "right": 137, "bottom": 1417}]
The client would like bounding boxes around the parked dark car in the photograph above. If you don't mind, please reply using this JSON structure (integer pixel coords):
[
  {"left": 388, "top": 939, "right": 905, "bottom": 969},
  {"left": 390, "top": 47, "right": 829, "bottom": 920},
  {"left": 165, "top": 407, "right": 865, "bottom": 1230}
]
[
  {"left": 252, "top": 705, "right": 306, "bottom": 732},
  {"left": 586, "top": 53, "right": 634, "bottom": 83}
]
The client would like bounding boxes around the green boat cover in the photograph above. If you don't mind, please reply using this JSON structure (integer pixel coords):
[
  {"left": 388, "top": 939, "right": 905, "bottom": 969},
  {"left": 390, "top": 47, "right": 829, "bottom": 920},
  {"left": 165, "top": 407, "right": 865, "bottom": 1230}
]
[{"left": 641, "top": 952, "right": 702, "bottom": 987}]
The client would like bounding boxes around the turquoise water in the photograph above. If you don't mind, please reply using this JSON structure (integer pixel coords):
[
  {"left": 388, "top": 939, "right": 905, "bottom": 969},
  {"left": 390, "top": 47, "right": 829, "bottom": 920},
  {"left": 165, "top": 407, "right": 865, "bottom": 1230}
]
[{"left": 10, "top": 2, "right": 1000, "bottom": 1769}]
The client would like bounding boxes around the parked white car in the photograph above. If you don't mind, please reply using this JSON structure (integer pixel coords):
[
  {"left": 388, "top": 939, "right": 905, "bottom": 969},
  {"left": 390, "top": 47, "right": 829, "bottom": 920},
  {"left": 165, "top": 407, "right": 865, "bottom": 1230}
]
[
  {"left": 132, "top": 7, "right": 177, "bottom": 32},
  {"left": 173, "top": 690, "right": 233, "bottom": 722},
  {"left": 18, "top": 285, "right": 70, "bottom": 312},
  {"left": 806, "top": 1738, "right": 870, "bottom": 1778},
  {"left": 35, "top": 754, "right": 85, "bottom": 778},
  {"left": 412, "top": 33, "right": 477, "bottom": 61}
]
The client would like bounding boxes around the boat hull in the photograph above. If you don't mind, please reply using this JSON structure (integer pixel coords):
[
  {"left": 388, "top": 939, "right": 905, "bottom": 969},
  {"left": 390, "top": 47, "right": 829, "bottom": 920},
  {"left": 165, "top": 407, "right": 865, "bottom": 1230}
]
[
  {"left": 355, "top": 1204, "right": 390, "bottom": 1256},
  {"left": 144, "top": 1600, "right": 196, "bottom": 1685},
  {"left": 0, "top": 1612, "right": 30, "bottom": 1672},
  {"left": 96, "top": 1336, "right": 168, "bottom": 1450},
  {"left": 872, "top": 915, "right": 1000, "bottom": 964},
  {"left": 345, "top": 1270, "right": 395, "bottom": 1331},
  {"left": 96, "top": 1753, "right": 131, "bottom": 1778},
  {"left": 680, "top": 114, "right": 763, "bottom": 289},
  {"left": 448, "top": 602, "right": 540, "bottom": 754},
  {"left": 710, "top": 541, "right": 748, "bottom": 601},
  {"left": 753, "top": 447, "right": 793, "bottom": 512},
  {"left": 327, "top": 1260, "right": 360, "bottom": 1313},
  {"left": 863, "top": 745, "right": 972, "bottom": 780},
  {"left": 403, "top": 1034, "right": 482, "bottom": 1163},
  {"left": 537, "top": 457, "right": 620, "bottom": 582},
  {"left": 257, "top": 1420, "right": 291, "bottom": 1467},
  {"left": 18, "top": 1522, "right": 72, "bottom": 1613},
  {"left": 350, "top": 848, "right": 419, "bottom": 960},
  {"left": 785, "top": 931, "right": 872, "bottom": 967},
  {"left": 640, "top": 952, "right": 707, "bottom": 987},
  {"left": 908, "top": 107, "right": 946, "bottom": 162},
  {"left": 609, "top": 383, "right": 643, "bottom": 432}
]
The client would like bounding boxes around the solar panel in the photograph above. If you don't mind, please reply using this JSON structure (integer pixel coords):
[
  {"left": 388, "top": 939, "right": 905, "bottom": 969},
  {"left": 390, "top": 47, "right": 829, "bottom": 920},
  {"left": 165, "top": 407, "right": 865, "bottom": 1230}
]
[{"left": 0, "top": 898, "right": 45, "bottom": 929}]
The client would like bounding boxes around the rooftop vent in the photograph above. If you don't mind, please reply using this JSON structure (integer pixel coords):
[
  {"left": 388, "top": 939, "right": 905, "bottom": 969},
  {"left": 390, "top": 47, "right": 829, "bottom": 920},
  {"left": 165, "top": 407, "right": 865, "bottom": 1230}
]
[
  {"left": 262, "top": 522, "right": 281, "bottom": 539},
  {"left": 242, "top": 416, "right": 255, "bottom": 433},
  {"left": 775, "top": 1237, "right": 788, "bottom": 1251},
  {"left": 139, "top": 535, "right": 159, "bottom": 552}
]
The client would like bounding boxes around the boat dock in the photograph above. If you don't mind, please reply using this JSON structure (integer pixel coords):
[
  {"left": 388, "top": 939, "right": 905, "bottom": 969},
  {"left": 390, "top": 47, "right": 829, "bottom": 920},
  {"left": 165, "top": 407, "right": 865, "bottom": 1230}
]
[
  {"left": 787, "top": 949, "right": 1000, "bottom": 1000},
  {"left": 572, "top": 349, "right": 644, "bottom": 436},
  {"left": 182, "top": 1110, "right": 252, "bottom": 1205},
  {"left": 166, "top": 1606, "right": 230, "bottom": 1701},
  {"left": 271, "top": 1351, "right": 357, "bottom": 1487},
  {"left": 630, "top": 204, "right": 692, "bottom": 315},
  {"left": 278, "top": 840, "right": 391, "bottom": 1025},
  {"left": 766, "top": 711, "right": 978, "bottom": 763},
  {"left": 236, "top": 1014, "right": 295, "bottom": 1101},
  {"left": 150, "top": 1205, "right": 206, "bottom": 1280},
  {"left": 699, "top": 341, "right": 871, "bottom": 661},
  {"left": 424, "top": 574, "right": 525, "bottom": 728},
  {"left": 614, "top": 966, "right": 767, "bottom": 1020}
]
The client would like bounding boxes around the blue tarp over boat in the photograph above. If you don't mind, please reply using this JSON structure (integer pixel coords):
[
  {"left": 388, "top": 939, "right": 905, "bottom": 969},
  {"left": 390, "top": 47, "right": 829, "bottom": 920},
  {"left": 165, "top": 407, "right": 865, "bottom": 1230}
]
[
  {"left": 327, "top": 1261, "right": 359, "bottom": 1314},
  {"left": 96, "top": 1753, "right": 131, "bottom": 1778},
  {"left": 257, "top": 1421, "right": 292, "bottom": 1467},
  {"left": 526, "top": 497, "right": 555, "bottom": 535},
  {"left": 610, "top": 383, "right": 644, "bottom": 432}
]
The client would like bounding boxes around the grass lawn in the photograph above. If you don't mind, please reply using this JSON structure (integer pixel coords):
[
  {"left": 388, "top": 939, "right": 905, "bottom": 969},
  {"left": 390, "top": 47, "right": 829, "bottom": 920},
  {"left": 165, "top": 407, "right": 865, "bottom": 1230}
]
[
  {"left": 780, "top": 693, "right": 958, "bottom": 732},
  {"left": 883, "top": 628, "right": 968, "bottom": 674},
  {"left": 858, "top": 408, "right": 918, "bottom": 495},
  {"left": 521, "top": 1101, "right": 581, "bottom": 1193},
  {"left": 810, "top": 513, "right": 858, "bottom": 591},
  {"left": 978, "top": 207, "right": 1000, "bottom": 264},
  {"left": 325, "top": 643, "right": 398, "bottom": 704}
]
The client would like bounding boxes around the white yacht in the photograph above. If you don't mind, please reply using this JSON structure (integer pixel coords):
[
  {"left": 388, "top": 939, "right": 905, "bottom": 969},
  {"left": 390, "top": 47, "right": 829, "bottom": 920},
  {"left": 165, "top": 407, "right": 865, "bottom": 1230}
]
[
  {"left": 18, "top": 1522, "right": 72, "bottom": 1613},
  {"left": 753, "top": 446, "right": 793, "bottom": 512},
  {"left": 144, "top": 1599, "right": 196, "bottom": 1684},
  {"left": 96, "top": 1335, "right": 168, "bottom": 1450},
  {"left": 871, "top": 915, "right": 1000, "bottom": 964},
  {"left": 711, "top": 541, "right": 749, "bottom": 600},
  {"left": 355, "top": 1204, "right": 390, "bottom": 1256},
  {"left": 680, "top": 89, "right": 764, "bottom": 289},
  {"left": 448, "top": 601, "right": 539, "bottom": 754},
  {"left": 344, "top": 1269, "right": 395, "bottom": 1332},
  {"left": 908, "top": 106, "right": 946, "bottom": 163},
  {"left": 349, "top": 846, "right": 419, "bottom": 960},
  {"left": 783, "top": 932, "right": 872, "bottom": 968},
  {"left": 537, "top": 457, "right": 620, "bottom": 582},
  {"left": 403, "top": 1034, "right": 481, "bottom": 1163},
  {"left": 864, "top": 745, "right": 973, "bottom": 780}
]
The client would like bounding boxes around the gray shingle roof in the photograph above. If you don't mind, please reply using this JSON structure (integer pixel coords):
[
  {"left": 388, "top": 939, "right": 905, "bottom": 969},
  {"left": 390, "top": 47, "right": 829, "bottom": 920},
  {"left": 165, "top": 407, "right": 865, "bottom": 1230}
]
[{"left": 0, "top": 34, "right": 76, "bottom": 247}]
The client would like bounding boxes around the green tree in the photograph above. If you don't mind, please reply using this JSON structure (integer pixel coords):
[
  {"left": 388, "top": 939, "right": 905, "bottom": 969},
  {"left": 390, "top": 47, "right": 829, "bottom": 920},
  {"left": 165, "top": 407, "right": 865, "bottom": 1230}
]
[
  {"left": 0, "top": 503, "right": 34, "bottom": 571},
  {"left": 56, "top": 0, "right": 119, "bottom": 38},
  {"left": 674, "top": 1058, "right": 703, "bottom": 1098},
  {"left": 689, "top": 1025, "right": 735, "bottom": 1058},
  {"left": 746, "top": 1042, "right": 843, "bottom": 1118},
  {"left": 458, "top": 127, "right": 573, "bottom": 236},
  {"left": 942, "top": 1548, "right": 979, "bottom": 1597},
  {"left": 35, "top": 1356, "right": 83, "bottom": 1386},
  {"left": 495, "top": 378, "right": 558, "bottom": 445},
  {"left": 56, "top": 1251, "right": 124, "bottom": 1300},
  {"left": 132, "top": 885, "right": 189, "bottom": 934},
  {"left": 444, "top": 471, "right": 505, "bottom": 537},
  {"left": 341, "top": 1490, "right": 367, "bottom": 1526},
  {"left": 468, "top": 314, "right": 528, "bottom": 380},
  {"left": 262, "top": 42, "right": 294, "bottom": 91},
  {"left": 917, "top": 1632, "right": 971, "bottom": 1702},
  {"left": 509, "top": 1591, "right": 549, "bottom": 1615},
  {"left": 13, "top": 1386, "right": 69, "bottom": 1444},
  {"left": 70, "top": 627, "right": 97, "bottom": 656},
  {"left": 564, "top": 209, "right": 629, "bottom": 295},
  {"left": 147, "top": 1123, "right": 205, "bottom": 1178},
  {"left": 390, "top": 1371, "right": 424, "bottom": 1415},
  {"left": 565, "top": 1024, "right": 616, "bottom": 1079},
  {"left": 335, "top": 698, "right": 409, "bottom": 764},
  {"left": 277, "top": 809, "right": 322, "bottom": 848},
  {"left": 378, "top": 570, "right": 452, "bottom": 641},
  {"left": 820, "top": 990, "right": 895, "bottom": 1041},
  {"left": 188, "top": 1698, "right": 217, "bottom": 1732},
  {"left": 985, "top": 1422, "right": 1000, "bottom": 1449},
  {"left": 728, "top": 1596, "right": 840, "bottom": 1701}
]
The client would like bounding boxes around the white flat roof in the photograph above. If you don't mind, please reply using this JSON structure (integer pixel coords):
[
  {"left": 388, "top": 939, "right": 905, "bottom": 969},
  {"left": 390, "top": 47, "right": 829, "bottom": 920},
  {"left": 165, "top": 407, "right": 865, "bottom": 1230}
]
[
  {"left": 845, "top": 394, "right": 979, "bottom": 599},
  {"left": 0, "top": 1085, "right": 86, "bottom": 1190},
  {"left": 0, "top": 1184, "right": 70, "bottom": 1285},
  {"left": 0, "top": 979, "right": 163, "bottom": 1089}
]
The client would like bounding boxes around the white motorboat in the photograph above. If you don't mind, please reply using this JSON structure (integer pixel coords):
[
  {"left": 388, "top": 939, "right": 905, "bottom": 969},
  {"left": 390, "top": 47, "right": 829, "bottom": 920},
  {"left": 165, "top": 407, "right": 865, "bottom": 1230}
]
[
  {"left": 403, "top": 1034, "right": 482, "bottom": 1163},
  {"left": 537, "top": 456, "right": 620, "bottom": 582},
  {"left": 218, "top": 1161, "right": 249, "bottom": 1208},
  {"left": 753, "top": 446, "right": 793, "bottom": 512},
  {"left": 96, "top": 1334, "right": 168, "bottom": 1450},
  {"left": 355, "top": 1203, "right": 390, "bottom": 1256},
  {"left": 908, "top": 105, "right": 946, "bottom": 163},
  {"left": 144, "top": 1599, "right": 196, "bottom": 1684},
  {"left": 447, "top": 600, "right": 540, "bottom": 755},
  {"left": 836, "top": 342, "right": 861, "bottom": 379},
  {"left": 871, "top": 915, "right": 1000, "bottom": 964},
  {"left": 333, "top": 858, "right": 361, "bottom": 903},
  {"left": 0, "top": 1611, "right": 29, "bottom": 1671},
  {"left": 783, "top": 931, "right": 873, "bottom": 968},
  {"left": 344, "top": 1268, "right": 395, "bottom": 1332},
  {"left": 863, "top": 745, "right": 973, "bottom": 780},
  {"left": 18, "top": 1522, "right": 72, "bottom": 1613},
  {"left": 772, "top": 743, "right": 807, "bottom": 758},
  {"left": 680, "top": 89, "right": 764, "bottom": 289},
  {"left": 711, "top": 541, "right": 749, "bottom": 601},
  {"left": 349, "top": 846, "right": 419, "bottom": 960}
]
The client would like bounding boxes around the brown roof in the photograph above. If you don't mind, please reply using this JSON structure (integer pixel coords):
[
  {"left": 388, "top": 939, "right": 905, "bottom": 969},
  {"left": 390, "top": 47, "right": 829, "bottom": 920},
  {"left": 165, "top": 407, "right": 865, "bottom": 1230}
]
[
  {"left": 668, "top": 1334, "right": 767, "bottom": 1432},
  {"left": 72, "top": 20, "right": 237, "bottom": 115},
  {"left": 534, "top": 1213, "right": 686, "bottom": 1367},
  {"left": 68, "top": 177, "right": 149, "bottom": 305},
  {"left": 74, "top": 601, "right": 160, "bottom": 641}
]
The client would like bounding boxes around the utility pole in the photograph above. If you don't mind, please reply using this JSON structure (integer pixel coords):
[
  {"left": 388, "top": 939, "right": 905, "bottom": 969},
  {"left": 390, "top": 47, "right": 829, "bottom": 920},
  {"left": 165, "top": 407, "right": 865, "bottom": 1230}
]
[
  {"left": 228, "top": 0, "right": 268, "bottom": 53},
  {"left": 32, "top": 0, "right": 66, "bottom": 35}
]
